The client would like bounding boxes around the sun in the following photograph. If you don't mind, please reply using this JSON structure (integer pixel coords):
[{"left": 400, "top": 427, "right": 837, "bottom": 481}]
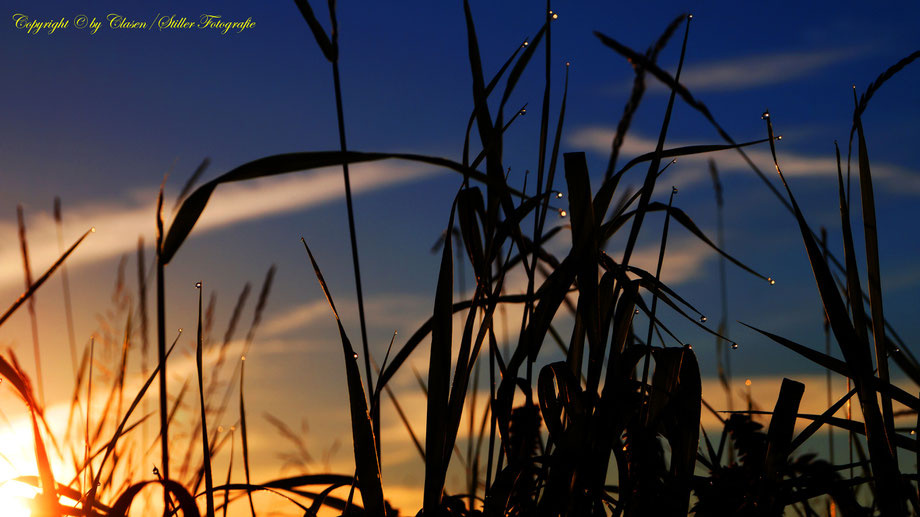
[{"left": 0, "top": 479, "right": 38, "bottom": 517}]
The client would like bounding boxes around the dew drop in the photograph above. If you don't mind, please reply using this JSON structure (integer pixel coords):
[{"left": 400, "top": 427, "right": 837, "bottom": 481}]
[
  {"left": 353, "top": 352, "right": 359, "bottom": 360},
  {"left": 90, "top": 227, "right": 96, "bottom": 233},
  {"left": 777, "top": 135, "right": 783, "bottom": 141},
  {"left": 685, "top": 344, "right": 693, "bottom": 350},
  {"left": 912, "top": 430, "right": 916, "bottom": 435},
  {"left": 558, "top": 209, "right": 567, "bottom": 218},
  {"left": 519, "top": 108, "right": 526, "bottom": 116},
  {"left": 731, "top": 342, "right": 739, "bottom": 350},
  {"left": 218, "top": 426, "right": 224, "bottom": 433},
  {"left": 699, "top": 315, "right": 707, "bottom": 323},
  {"left": 745, "top": 379, "right": 752, "bottom": 387},
  {"left": 556, "top": 191, "right": 563, "bottom": 199},
  {"left": 688, "top": 14, "right": 693, "bottom": 19},
  {"left": 522, "top": 41, "right": 529, "bottom": 47},
  {"left": 552, "top": 12, "right": 558, "bottom": 19},
  {"left": 178, "top": 328, "right": 183, "bottom": 333},
  {"left": 634, "top": 308, "right": 639, "bottom": 314},
  {"left": 565, "top": 61, "right": 571, "bottom": 67},
  {"left": 241, "top": 355, "right": 246, "bottom": 361},
  {"left": 195, "top": 281, "right": 202, "bottom": 289},
  {"left": 230, "top": 426, "right": 236, "bottom": 431},
  {"left": 761, "top": 111, "right": 770, "bottom": 119},
  {"left": 893, "top": 347, "right": 901, "bottom": 354},
  {"left": 672, "top": 186, "right": 679, "bottom": 195},
  {"left": 768, "top": 277, "right": 775, "bottom": 285}
]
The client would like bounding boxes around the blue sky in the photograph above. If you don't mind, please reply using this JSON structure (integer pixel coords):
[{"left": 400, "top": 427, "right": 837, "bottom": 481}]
[{"left": 1, "top": 1, "right": 919, "bottom": 514}]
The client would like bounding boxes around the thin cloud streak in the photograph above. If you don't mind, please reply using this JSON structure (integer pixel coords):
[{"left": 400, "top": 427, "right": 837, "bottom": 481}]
[
  {"left": 644, "top": 48, "right": 864, "bottom": 93},
  {"left": 0, "top": 162, "right": 435, "bottom": 290}
]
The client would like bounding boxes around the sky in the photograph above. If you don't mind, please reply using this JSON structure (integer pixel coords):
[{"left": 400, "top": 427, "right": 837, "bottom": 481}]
[{"left": 1, "top": 1, "right": 919, "bottom": 515}]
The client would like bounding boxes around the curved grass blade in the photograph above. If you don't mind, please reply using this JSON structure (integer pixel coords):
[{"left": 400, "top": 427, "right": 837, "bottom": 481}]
[
  {"left": 0, "top": 355, "right": 58, "bottom": 512},
  {"left": 109, "top": 479, "right": 201, "bottom": 517},
  {"left": 162, "top": 151, "right": 522, "bottom": 265}
]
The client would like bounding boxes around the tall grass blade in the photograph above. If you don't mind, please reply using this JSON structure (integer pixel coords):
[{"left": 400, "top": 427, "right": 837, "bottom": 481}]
[
  {"left": 16, "top": 205, "right": 44, "bottom": 406},
  {"left": 618, "top": 14, "right": 690, "bottom": 272},
  {"left": 423, "top": 198, "right": 457, "bottom": 514},
  {"left": 155, "top": 180, "right": 171, "bottom": 502},
  {"left": 852, "top": 93, "right": 895, "bottom": 444},
  {"left": 563, "top": 152, "right": 601, "bottom": 391},
  {"left": 301, "top": 239, "right": 386, "bottom": 517},
  {"left": 240, "top": 359, "right": 256, "bottom": 517},
  {"left": 762, "top": 112, "right": 905, "bottom": 514},
  {"left": 604, "top": 14, "right": 685, "bottom": 181},
  {"left": 196, "top": 282, "right": 216, "bottom": 516},
  {"left": 53, "top": 197, "right": 79, "bottom": 377}
]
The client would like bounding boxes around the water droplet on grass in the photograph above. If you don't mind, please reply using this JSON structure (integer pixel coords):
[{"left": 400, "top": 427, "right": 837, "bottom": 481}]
[
  {"left": 556, "top": 191, "right": 563, "bottom": 199},
  {"left": 731, "top": 342, "right": 739, "bottom": 350},
  {"left": 699, "top": 315, "right": 707, "bottom": 323},
  {"left": 761, "top": 111, "right": 770, "bottom": 119},
  {"left": 672, "top": 186, "right": 678, "bottom": 194},
  {"left": 195, "top": 281, "right": 202, "bottom": 289},
  {"left": 768, "top": 277, "right": 775, "bottom": 285},
  {"left": 353, "top": 352, "right": 359, "bottom": 360},
  {"left": 558, "top": 209, "right": 567, "bottom": 217}
]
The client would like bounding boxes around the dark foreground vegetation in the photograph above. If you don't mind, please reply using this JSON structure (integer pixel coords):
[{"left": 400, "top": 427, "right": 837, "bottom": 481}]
[{"left": 1, "top": 2, "right": 919, "bottom": 516}]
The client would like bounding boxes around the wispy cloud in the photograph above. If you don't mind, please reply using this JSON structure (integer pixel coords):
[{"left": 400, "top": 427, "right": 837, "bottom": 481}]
[
  {"left": 646, "top": 48, "right": 863, "bottom": 93},
  {"left": 0, "top": 162, "right": 435, "bottom": 290},
  {"left": 568, "top": 127, "right": 920, "bottom": 193}
]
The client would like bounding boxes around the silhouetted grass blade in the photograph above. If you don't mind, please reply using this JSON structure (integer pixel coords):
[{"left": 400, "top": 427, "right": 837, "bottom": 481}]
[
  {"left": 109, "top": 479, "right": 201, "bottom": 517},
  {"left": 423, "top": 198, "right": 457, "bottom": 514},
  {"left": 763, "top": 113, "right": 906, "bottom": 514},
  {"left": 162, "top": 152, "right": 522, "bottom": 265},
  {"left": 0, "top": 227, "right": 93, "bottom": 328},
  {"left": 853, "top": 97, "right": 895, "bottom": 442},
  {"left": 195, "top": 282, "right": 216, "bottom": 517},
  {"left": 292, "top": 0, "right": 336, "bottom": 61},
  {"left": 301, "top": 240, "right": 386, "bottom": 516}
]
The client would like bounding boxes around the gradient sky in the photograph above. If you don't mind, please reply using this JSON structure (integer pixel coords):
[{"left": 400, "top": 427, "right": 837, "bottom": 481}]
[{"left": 1, "top": 1, "right": 919, "bottom": 514}]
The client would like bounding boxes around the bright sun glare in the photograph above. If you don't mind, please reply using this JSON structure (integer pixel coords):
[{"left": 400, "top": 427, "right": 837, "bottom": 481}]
[{"left": 0, "top": 480, "right": 37, "bottom": 517}]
